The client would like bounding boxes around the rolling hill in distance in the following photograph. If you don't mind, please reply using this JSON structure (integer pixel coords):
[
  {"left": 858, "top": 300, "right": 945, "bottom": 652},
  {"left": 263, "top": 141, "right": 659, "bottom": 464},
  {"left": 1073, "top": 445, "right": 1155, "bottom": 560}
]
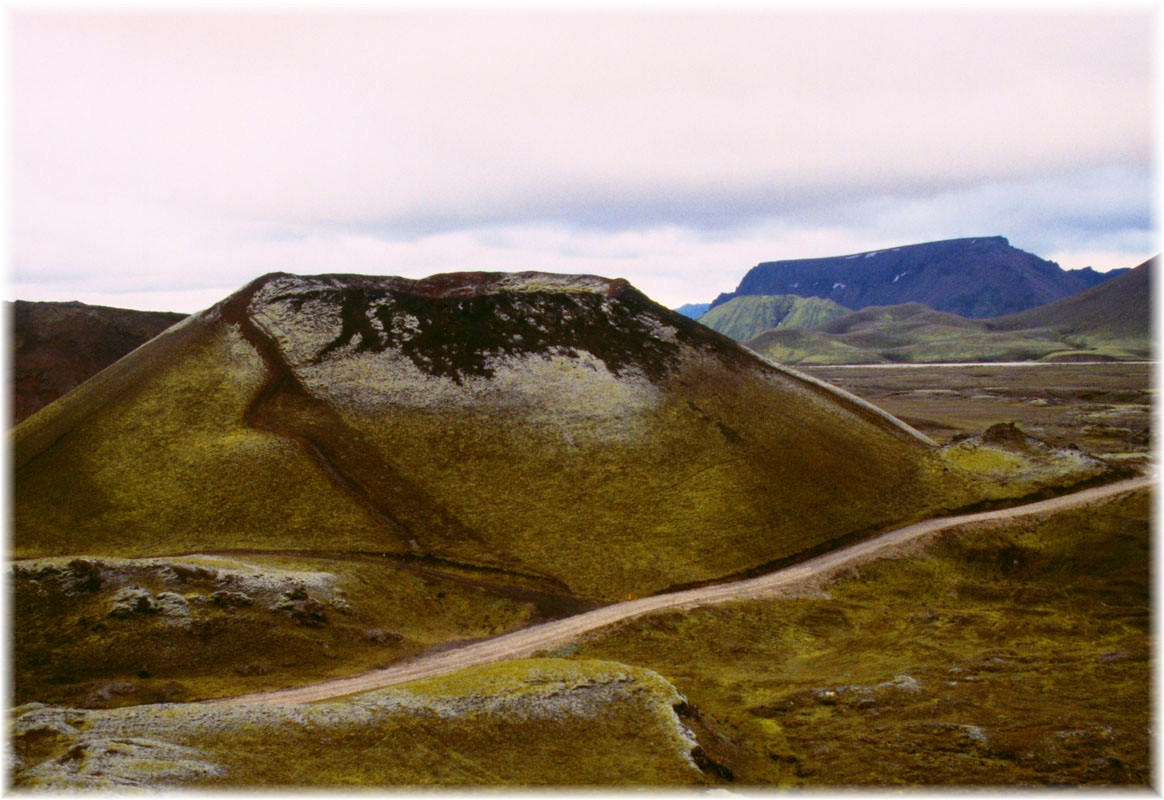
[
  {"left": 711, "top": 236, "right": 1126, "bottom": 319},
  {"left": 694, "top": 294, "right": 851, "bottom": 341},
  {"left": 987, "top": 254, "right": 1153, "bottom": 340},
  {"left": 674, "top": 302, "right": 710, "bottom": 319},
  {"left": 747, "top": 258, "right": 1153, "bottom": 365},
  {"left": 11, "top": 300, "right": 185, "bottom": 424}
]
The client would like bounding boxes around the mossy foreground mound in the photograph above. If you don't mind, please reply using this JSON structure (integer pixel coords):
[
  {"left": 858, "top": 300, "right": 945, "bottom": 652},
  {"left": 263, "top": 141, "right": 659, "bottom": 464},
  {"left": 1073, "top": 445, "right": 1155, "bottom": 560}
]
[
  {"left": 11, "top": 554, "right": 546, "bottom": 708},
  {"left": 11, "top": 659, "right": 716, "bottom": 789},
  {"left": 16, "top": 270, "right": 974, "bottom": 601}
]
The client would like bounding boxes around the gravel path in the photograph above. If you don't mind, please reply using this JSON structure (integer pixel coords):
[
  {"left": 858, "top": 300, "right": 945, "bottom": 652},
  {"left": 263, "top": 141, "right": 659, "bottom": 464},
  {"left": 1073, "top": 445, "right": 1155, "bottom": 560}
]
[{"left": 210, "top": 474, "right": 1154, "bottom": 707}]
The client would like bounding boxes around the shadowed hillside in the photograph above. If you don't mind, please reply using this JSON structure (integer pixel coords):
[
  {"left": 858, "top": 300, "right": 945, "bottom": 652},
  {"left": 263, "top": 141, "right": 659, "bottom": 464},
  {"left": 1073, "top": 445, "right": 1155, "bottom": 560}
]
[
  {"left": 11, "top": 300, "right": 186, "bottom": 424},
  {"left": 987, "top": 257, "right": 1153, "bottom": 343}
]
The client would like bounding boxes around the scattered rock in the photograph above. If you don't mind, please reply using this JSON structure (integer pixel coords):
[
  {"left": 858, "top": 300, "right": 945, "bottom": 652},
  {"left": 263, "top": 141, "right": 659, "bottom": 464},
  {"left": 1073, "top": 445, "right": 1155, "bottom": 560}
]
[
  {"left": 813, "top": 689, "right": 839, "bottom": 706},
  {"left": 330, "top": 590, "right": 351, "bottom": 613},
  {"left": 212, "top": 590, "right": 253, "bottom": 609},
  {"left": 61, "top": 559, "right": 103, "bottom": 595},
  {"left": 234, "top": 663, "right": 271, "bottom": 677},
  {"left": 271, "top": 585, "right": 308, "bottom": 609},
  {"left": 82, "top": 682, "right": 139, "bottom": 709},
  {"left": 363, "top": 629, "right": 403, "bottom": 646},
  {"left": 108, "top": 587, "right": 156, "bottom": 618},
  {"left": 164, "top": 563, "right": 219, "bottom": 583},
  {"left": 959, "top": 724, "right": 989, "bottom": 745},
  {"left": 18, "top": 735, "right": 225, "bottom": 789},
  {"left": 274, "top": 586, "right": 329, "bottom": 626},
  {"left": 289, "top": 597, "right": 328, "bottom": 627},
  {"left": 155, "top": 592, "right": 191, "bottom": 619},
  {"left": 982, "top": 422, "right": 1031, "bottom": 448},
  {"left": 882, "top": 674, "right": 923, "bottom": 693}
]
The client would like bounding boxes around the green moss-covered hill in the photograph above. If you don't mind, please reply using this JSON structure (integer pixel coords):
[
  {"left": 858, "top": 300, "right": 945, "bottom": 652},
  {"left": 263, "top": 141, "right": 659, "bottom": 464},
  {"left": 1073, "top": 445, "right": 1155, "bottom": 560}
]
[
  {"left": 695, "top": 295, "right": 851, "bottom": 341},
  {"left": 15, "top": 270, "right": 982, "bottom": 603},
  {"left": 746, "top": 259, "right": 1153, "bottom": 365}
]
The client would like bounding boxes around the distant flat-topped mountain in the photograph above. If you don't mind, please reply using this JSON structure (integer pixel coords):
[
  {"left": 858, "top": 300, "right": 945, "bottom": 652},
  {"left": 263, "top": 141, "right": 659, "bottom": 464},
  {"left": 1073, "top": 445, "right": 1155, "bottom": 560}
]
[
  {"left": 746, "top": 257, "right": 1152, "bottom": 365},
  {"left": 11, "top": 300, "right": 186, "bottom": 424},
  {"left": 16, "top": 270, "right": 998, "bottom": 602},
  {"left": 696, "top": 294, "right": 851, "bottom": 341},
  {"left": 713, "top": 236, "right": 1125, "bottom": 319}
]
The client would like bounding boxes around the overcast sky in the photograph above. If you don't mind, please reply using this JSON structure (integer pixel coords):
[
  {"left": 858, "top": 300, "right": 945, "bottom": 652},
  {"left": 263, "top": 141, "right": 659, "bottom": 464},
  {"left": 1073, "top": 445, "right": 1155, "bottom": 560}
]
[{"left": 7, "top": 6, "right": 1157, "bottom": 312}]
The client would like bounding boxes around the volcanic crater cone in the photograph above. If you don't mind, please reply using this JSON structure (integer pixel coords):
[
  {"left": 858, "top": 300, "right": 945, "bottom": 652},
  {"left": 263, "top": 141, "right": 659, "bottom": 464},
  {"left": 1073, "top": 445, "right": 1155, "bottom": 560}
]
[{"left": 17, "top": 271, "right": 953, "bottom": 600}]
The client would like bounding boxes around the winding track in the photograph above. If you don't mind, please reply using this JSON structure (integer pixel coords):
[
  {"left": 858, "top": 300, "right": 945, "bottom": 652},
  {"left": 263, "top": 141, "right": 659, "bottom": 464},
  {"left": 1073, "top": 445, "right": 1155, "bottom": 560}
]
[{"left": 211, "top": 473, "right": 1154, "bottom": 707}]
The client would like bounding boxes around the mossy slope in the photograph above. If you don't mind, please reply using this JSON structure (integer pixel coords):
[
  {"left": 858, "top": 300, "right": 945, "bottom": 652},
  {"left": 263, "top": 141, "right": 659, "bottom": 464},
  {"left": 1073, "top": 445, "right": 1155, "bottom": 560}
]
[
  {"left": 568, "top": 488, "right": 1151, "bottom": 786},
  {"left": 13, "top": 314, "right": 390, "bottom": 557},
  {"left": 11, "top": 659, "right": 714, "bottom": 789},
  {"left": 14, "top": 270, "right": 975, "bottom": 602}
]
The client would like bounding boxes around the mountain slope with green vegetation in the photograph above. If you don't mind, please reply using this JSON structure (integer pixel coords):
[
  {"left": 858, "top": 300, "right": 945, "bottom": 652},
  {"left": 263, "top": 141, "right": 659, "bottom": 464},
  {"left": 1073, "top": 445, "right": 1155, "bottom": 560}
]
[
  {"left": 15, "top": 270, "right": 964, "bottom": 606},
  {"left": 695, "top": 294, "right": 851, "bottom": 341},
  {"left": 745, "top": 259, "right": 1152, "bottom": 365}
]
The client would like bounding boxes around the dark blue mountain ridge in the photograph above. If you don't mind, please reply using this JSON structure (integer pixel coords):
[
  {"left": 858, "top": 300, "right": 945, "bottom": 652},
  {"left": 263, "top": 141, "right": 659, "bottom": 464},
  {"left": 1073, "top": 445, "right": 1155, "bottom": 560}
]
[{"left": 712, "top": 236, "right": 1128, "bottom": 319}]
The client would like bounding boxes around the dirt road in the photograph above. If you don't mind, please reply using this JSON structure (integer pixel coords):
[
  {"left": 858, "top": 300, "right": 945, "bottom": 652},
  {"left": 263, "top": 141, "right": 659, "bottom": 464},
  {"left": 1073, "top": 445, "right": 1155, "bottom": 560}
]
[{"left": 211, "top": 474, "right": 1154, "bottom": 707}]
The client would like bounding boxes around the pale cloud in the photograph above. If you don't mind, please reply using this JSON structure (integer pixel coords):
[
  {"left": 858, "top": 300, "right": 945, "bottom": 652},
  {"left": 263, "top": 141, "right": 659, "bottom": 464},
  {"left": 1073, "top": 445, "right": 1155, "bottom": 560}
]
[{"left": 7, "top": 9, "right": 1157, "bottom": 312}]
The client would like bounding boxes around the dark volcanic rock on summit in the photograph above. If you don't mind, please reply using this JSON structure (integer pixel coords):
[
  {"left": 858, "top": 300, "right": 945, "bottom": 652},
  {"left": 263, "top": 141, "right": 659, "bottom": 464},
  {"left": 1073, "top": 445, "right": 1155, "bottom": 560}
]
[
  {"left": 713, "top": 237, "right": 1124, "bottom": 319},
  {"left": 261, "top": 273, "right": 689, "bottom": 383}
]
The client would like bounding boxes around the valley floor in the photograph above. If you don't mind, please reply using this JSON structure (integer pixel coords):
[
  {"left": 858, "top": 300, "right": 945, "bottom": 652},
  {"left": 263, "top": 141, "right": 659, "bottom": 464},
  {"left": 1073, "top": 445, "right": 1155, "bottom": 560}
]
[
  {"left": 10, "top": 362, "right": 1154, "bottom": 789},
  {"left": 800, "top": 362, "right": 1152, "bottom": 460}
]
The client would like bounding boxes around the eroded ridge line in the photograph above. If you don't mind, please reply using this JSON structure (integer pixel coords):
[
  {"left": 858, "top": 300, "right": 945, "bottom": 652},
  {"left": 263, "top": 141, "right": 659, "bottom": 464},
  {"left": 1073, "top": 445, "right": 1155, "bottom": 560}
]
[{"left": 209, "top": 474, "right": 1154, "bottom": 707}]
